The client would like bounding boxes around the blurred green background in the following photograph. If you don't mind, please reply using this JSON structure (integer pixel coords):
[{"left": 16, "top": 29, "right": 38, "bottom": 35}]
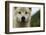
[{"left": 31, "top": 10, "right": 40, "bottom": 27}]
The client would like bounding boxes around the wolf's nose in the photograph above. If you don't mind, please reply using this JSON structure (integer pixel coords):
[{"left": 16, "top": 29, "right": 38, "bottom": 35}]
[{"left": 21, "top": 16, "right": 25, "bottom": 21}]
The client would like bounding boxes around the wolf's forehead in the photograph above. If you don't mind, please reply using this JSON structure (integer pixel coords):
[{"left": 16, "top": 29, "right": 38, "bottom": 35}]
[
  {"left": 16, "top": 8, "right": 30, "bottom": 12},
  {"left": 20, "top": 8, "right": 26, "bottom": 11}
]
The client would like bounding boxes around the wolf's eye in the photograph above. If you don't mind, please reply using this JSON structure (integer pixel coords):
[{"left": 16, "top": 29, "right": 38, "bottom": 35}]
[
  {"left": 18, "top": 12, "right": 21, "bottom": 14},
  {"left": 25, "top": 12, "right": 28, "bottom": 14}
]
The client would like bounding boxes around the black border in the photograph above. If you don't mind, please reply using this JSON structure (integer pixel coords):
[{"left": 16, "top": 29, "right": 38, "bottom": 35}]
[{"left": 5, "top": 1, "right": 45, "bottom": 34}]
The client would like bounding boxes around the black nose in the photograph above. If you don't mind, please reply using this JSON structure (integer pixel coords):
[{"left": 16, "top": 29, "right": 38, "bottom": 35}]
[{"left": 21, "top": 16, "right": 25, "bottom": 21}]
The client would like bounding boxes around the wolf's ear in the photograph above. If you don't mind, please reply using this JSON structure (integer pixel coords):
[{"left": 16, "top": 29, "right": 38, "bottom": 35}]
[
  {"left": 14, "top": 7, "right": 17, "bottom": 9},
  {"left": 29, "top": 8, "right": 31, "bottom": 11}
]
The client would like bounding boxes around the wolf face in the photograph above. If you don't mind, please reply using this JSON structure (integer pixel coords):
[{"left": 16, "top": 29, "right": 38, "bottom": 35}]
[{"left": 14, "top": 7, "right": 31, "bottom": 23}]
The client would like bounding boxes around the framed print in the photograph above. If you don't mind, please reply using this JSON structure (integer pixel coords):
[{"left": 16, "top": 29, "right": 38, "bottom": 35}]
[{"left": 5, "top": 1, "right": 45, "bottom": 34}]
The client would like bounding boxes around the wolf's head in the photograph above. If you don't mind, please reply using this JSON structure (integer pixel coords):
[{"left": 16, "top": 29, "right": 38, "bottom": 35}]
[{"left": 14, "top": 7, "right": 32, "bottom": 23}]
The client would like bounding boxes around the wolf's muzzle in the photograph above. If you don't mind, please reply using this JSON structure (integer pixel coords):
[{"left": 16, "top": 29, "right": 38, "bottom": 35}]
[{"left": 21, "top": 16, "right": 25, "bottom": 22}]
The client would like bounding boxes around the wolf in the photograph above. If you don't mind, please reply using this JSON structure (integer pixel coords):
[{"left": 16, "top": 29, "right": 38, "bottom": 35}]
[{"left": 13, "top": 7, "right": 32, "bottom": 28}]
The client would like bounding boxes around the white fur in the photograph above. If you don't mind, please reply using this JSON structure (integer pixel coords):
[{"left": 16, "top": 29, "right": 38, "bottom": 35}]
[{"left": 13, "top": 7, "right": 31, "bottom": 28}]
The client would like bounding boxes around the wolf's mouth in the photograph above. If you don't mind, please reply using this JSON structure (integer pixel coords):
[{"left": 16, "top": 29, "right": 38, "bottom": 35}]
[{"left": 21, "top": 19, "right": 25, "bottom": 22}]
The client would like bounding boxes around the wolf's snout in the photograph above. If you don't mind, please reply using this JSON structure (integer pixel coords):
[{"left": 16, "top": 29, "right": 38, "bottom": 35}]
[{"left": 21, "top": 16, "right": 25, "bottom": 21}]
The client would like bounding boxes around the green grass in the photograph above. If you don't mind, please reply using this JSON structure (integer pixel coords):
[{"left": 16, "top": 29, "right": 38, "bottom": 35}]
[{"left": 31, "top": 10, "right": 40, "bottom": 27}]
